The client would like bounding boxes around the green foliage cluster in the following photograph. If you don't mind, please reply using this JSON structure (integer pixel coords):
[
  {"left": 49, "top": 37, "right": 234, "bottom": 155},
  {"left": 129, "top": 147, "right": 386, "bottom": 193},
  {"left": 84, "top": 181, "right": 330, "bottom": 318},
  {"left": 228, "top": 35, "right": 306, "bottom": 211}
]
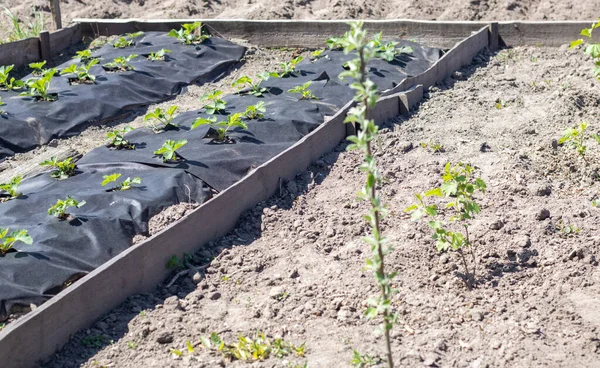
[
  {"left": 0, "top": 65, "right": 24, "bottom": 90},
  {"left": 326, "top": 31, "right": 413, "bottom": 62},
  {"left": 243, "top": 102, "right": 266, "bottom": 120},
  {"left": 192, "top": 112, "right": 248, "bottom": 142},
  {"left": 199, "top": 332, "right": 305, "bottom": 361},
  {"left": 2, "top": 7, "right": 44, "bottom": 42},
  {"left": 101, "top": 173, "right": 142, "bottom": 191},
  {"left": 168, "top": 22, "right": 209, "bottom": 45},
  {"left": 571, "top": 21, "right": 600, "bottom": 79},
  {"left": 147, "top": 49, "right": 171, "bottom": 61},
  {"left": 200, "top": 90, "right": 227, "bottom": 114},
  {"left": 559, "top": 122, "right": 600, "bottom": 162},
  {"left": 61, "top": 60, "right": 99, "bottom": 83},
  {"left": 154, "top": 139, "right": 187, "bottom": 162},
  {"left": 106, "top": 126, "right": 135, "bottom": 149},
  {"left": 288, "top": 81, "right": 318, "bottom": 100},
  {"left": 0, "top": 228, "right": 32, "bottom": 255},
  {"left": 103, "top": 54, "right": 138, "bottom": 71},
  {"left": 73, "top": 50, "right": 97, "bottom": 63},
  {"left": 279, "top": 56, "right": 304, "bottom": 77},
  {"left": 144, "top": 106, "right": 179, "bottom": 132},
  {"left": 40, "top": 156, "right": 77, "bottom": 180},
  {"left": 29, "top": 61, "right": 50, "bottom": 76},
  {"left": 48, "top": 196, "right": 86, "bottom": 220},
  {"left": 20, "top": 69, "right": 57, "bottom": 101},
  {"left": 232, "top": 73, "right": 272, "bottom": 97},
  {"left": 0, "top": 175, "right": 22, "bottom": 201},
  {"left": 112, "top": 32, "right": 144, "bottom": 48}
]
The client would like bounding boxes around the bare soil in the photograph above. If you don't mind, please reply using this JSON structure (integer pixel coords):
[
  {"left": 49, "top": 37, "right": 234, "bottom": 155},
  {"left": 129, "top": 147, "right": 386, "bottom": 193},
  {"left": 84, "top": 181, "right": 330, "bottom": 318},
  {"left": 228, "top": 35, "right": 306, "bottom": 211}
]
[{"left": 41, "top": 44, "right": 600, "bottom": 367}]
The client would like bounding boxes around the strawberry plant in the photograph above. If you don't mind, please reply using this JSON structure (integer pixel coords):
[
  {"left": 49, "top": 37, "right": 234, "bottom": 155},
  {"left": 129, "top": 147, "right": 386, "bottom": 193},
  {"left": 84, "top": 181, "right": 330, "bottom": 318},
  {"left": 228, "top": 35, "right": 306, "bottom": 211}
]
[
  {"left": 232, "top": 74, "right": 271, "bottom": 97},
  {"left": 20, "top": 69, "right": 57, "bottom": 101},
  {"left": 61, "top": 59, "right": 99, "bottom": 84},
  {"left": 371, "top": 32, "right": 413, "bottom": 62},
  {"left": 40, "top": 156, "right": 77, "bottom": 180},
  {"left": 48, "top": 196, "right": 86, "bottom": 220},
  {"left": 0, "top": 65, "right": 24, "bottom": 90},
  {"left": 192, "top": 112, "right": 247, "bottom": 142},
  {"left": 0, "top": 175, "right": 22, "bottom": 201},
  {"left": 200, "top": 331, "right": 305, "bottom": 361},
  {"left": 154, "top": 139, "right": 187, "bottom": 162},
  {"left": 0, "top": 228, "right": 32, "bottom": 256},
  {"left": 571, "top": 21, "right": 600, "bottom": 79},
  {"left": 144, "top": 106, "right": 179, "bottom": 132},
  {"left": 329, "top": 22, "right": 396, "bottom": 368},
  {"left": 406, "top": 162, "right": 486, "bottom": 289},
  {"left": 73, "top": 50, "right": 97, "bottom": 63},
  {"left": 29, "top": 61, "right": 48, "bottom": 76},
  {"left": 103, "top": 54, "right": 138, "bottom": 72},
  {"left": 243, "top": 101, "right": 266, "bottom": 119},
  {"left": 311, "top": 49, "right": 326, "bottom": 61},
  {"left": 168, "top": 22, "right": 209, "bottom": 45},
  {"left": 101, "top": 173, "right": 142, "bottom": 191},
  {"left": 559, "top": 122, "right": 600, "bottom": 162},
  {"left": 200, "top": 90, "right": 227, "bottom": 114},
  {"left": 279, "top": 56, "right": 304, "bottom": 77},
  {"left": 112, "top": 32, "right": 144, "bottom": 48},
  {"left": 147, "top": 49, "right": 171, "bottom": 61},
  {"left": 288, "top": 81, "right": 318, "bottom": 100},
  {"left": 106, "top": 126, "right": 135, "bottom": 149}
]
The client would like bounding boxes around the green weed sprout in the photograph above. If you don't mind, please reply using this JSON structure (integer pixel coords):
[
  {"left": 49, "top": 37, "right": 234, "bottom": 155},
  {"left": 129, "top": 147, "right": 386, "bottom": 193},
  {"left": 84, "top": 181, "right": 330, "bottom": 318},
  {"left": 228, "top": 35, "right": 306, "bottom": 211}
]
[
  {"left": 350, "top": 350, "right": 381, "bottom": 367},
  {"left": 0, "top": 228, "right": 32, "bottom": 255},
  {"left": 2, "top": 7, "right": 44, "bottom": 42},
  {"left": 288, "top": 81, "right": 318, "bottom": 100},
  {"left": 200, "top": 331, "right": 305, "bottom": 361},
  {"left": 73, "top": 50, "right": 97, "bottom": 63},
  {"left": 61, "top": 59, "right": 99, "bottom": 83},
  {"left": 154, "top": 139, "right": 187, "bottom": 162},
  {"left": 232, "top": 74, "right": 271, "bottom": 97},
  {"left": 329, "top": 21, "right": 395, "bottom": 368},
  {"left": 48, "top": 196, "right": 86, "bottom": 220},
  {"left": 200, "top": 90, "right": 227, "bottom": 114},
  {"left": 406, "top": 162, "right": 486, "bottom": 289},
  {"left": 420, "top": 140, "right": 445, "bottom": 153},
  {"left": 40, "top": 156, "right": 77, "bottom": 180},
  {"left": 559, "top": 122, "right": 600, "bottom": 162},
  {"left": 107, "top": 126, "right": 135, "bottom": 149},
  {"left": 0, "top": 65, "right": 24, "bottom": 90},
  {"left": 0, "top": 175, "right": 22, "bottom": 201},
  {"left": 147, "top": 49, "right": 171, "bottom": 61},
  {"left": 243, "top": 101, "right": 266, "bottom": 119},
  {"left": 168, "top": 22, "right": 209, "bottom": 45},
  {"left": 112, "top": 32, "right": 144, "bottom": 48},
  {"left": 279, "top": 56, "right": 304, "bottom": 77},
  {"left": 192, "top": 112, "right": 247, "bottom": 142},
  {"left": 144, "top": 106, "right": 179, "bottom": 132},
  {"left": 101, "top": 173, "right": 142, "bottom": 191},
  {"left": 571, "top": 21, "right": 600, "bottom": 79},
  {"left": 103, "top": 54, "right": 138, "bottom": 71},
  {"left": 20, "top": 69, "right": 57, "bottom": 101}
]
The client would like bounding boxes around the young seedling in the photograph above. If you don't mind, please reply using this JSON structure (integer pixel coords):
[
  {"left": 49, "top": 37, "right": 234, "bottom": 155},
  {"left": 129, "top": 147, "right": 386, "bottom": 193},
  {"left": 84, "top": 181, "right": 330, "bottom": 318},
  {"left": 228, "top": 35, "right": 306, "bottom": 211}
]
[
  {"left": 154, "top": 139, "right": 187, "bottom": 162},
  {"left": 29, "top": 61, "right": 47, "bottom": 76},
  {"left": 350, "top": 350, "right": 381, "bottom": 368},
  {"left": 328, "top": 22, "right": 396, "bottom": 368},
  {"left": 144, "top": 106, "right": 179, "bottom": 132},
  {"left": 40, "top": 156, "right": 77, "bottom": 180},
  {"left": 200, "top": 90, "right": 227, "bottom": 114},
  {"left": 103, "top": 54, "right": 138, "bottom": 72},
  {"left": 0, "top": 64, "right": 24, "bottom": 90},
  {"left": 20, "top": 69, "right": 57, "bottom": 101},
  {"left": 73, "top": 50, "right": 97, "bottom": 63},
  {"left": 243, "top": 101, "right": 266, "bottom": 120},
  {"left": 555, "top": 219, "right": 581, "bottom": 238},
  {"left": 571, "top": 21, "right": 600, "bottom": 79},
  {"left": 231, "top": 74, "right": 271, "bottom": 97},
  {"left": 192, "top": 113, "right": 247, "bottom": 142},
  {"left": 279, "top": 56, "right": 304, "bottom": 77},
  {"left": 167, "top": 22, "right": 209, "bottom": 45},
  {"left": 147, "top": 49, "right": 171, "bottom": 61},
  {"left": 112, "top": 32, "right": 144, "bottom": 48},
  {"left": 0, "top": 175, "right": 22, "bottom": 201},
  {"left": 420, "top": 140, "right": 445, "bottom": 153},
  {"left": 101, "top": 173, "right": 142, "bottom": 191},
  {"left": 61, "top": 59, "right": 99, "bottom": 84},
  {"left": 288, "top": 81, "right": 318, "bottom": 100},
  {"left": 370, "top": 32, "right": 413, "bottom": 62},
  {"left": 559, "top": 122, "right": 600, "bottom": 162},
  {"left": 200, "top": 331, "right": 305, "bottom": 361},
  {"left": 106, "top": 126, "right": 135, "bottom": 149},
  {"left": 0, "top": 228, "right": 32, "bottom": 256},
  {"left": 3, "top": 7, "right": 44, "bottom": 42},
  {"left": 406, "top": 162, "right": 487, "bottom": 289},
  {"left": 48, "top": 196, "right": 86, "bottom": 220}
]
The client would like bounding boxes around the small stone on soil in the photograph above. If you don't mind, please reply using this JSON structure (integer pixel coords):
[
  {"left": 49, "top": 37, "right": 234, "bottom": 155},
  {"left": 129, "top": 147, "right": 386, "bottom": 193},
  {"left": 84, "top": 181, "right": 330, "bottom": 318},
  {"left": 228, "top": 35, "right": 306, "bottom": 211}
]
[
  {"left": 155, "top": 330, "right": 173, "bottom": 344},
  {"left": 536, "top": 208, "right": 550, "bottom": 221},
  {"left": 489, "top": 219, "right": 504, "bottom": 230}
]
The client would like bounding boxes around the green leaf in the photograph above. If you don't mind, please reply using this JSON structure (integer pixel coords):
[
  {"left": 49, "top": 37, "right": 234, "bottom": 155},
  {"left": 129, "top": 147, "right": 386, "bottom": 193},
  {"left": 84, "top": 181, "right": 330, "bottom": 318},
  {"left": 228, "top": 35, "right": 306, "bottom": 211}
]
[{"left": 425, "top": 188, "right": 442, "bottom": 197}]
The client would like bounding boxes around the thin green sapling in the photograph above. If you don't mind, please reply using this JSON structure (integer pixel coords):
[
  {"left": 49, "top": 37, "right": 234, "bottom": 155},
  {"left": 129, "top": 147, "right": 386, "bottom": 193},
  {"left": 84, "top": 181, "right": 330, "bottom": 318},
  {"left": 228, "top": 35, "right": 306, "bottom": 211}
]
[
  {"left": 103, "top": 54, "right": 138, "bottom": 72},
  {"left": 61, "top": 59, "right": 99, "bottom": 84},
  {"left": 243, "top": 101, "right": 266, "bottom": 119},
  {"left": 106, "top": 126, "right": 135, "bottom": 149},
  {"left": 0, "top": 175, "right": 22, "bottom": 201},
  {"left": 154, "top": 139, "right": 187, "bottom": 162},
  {"left": 168, "top": 22, "right": 209, "bottom": 45},
  {"left": 48, "top": 196, "right": 86, "bottom": 220},
  {"left": 101, "top": 173, "right": 142, "bottom": 191},
  {"left": 0, "top": 228, "right": 32, "bottom": 256},
  {"left": 559, "top": 122, "right": 600, "bottom": 162},
  {"left": 405, "top": 162, "right": 487, "bottom": 289},
  {"left": 20, "top": 69, "right": 57, "bottom": 101},
  {"left": 328, "top": 21, "right": 396, "bottom": 368},
  {"left": 571, "top": 21, "right": 600, "bottom": 79},
  {"left": 279, "top": 56, "right": 304, "bottom": 77},
  {"left": 112, "top": 32, "right": 144, "bottom": 48},
  {"left": 147, "top": 49, "right": 171, "bottom": 61},
  {"left": 288, "top": 81, "right": 318, "bottom": 100},
  {"left": 0, "top": 65, "right": 24, "bottom": 90},
  {"left": 40, "top": 156, "right": 77, "bottom": 180},
  {"left": 192, "top": 112, "right": 247, "bottom": 142},
  {"left": 200, "top": 90, "right": 227, "bottom": 114},
  {"left": 144, "top": 106, "right": 179, "bottom": 132}
]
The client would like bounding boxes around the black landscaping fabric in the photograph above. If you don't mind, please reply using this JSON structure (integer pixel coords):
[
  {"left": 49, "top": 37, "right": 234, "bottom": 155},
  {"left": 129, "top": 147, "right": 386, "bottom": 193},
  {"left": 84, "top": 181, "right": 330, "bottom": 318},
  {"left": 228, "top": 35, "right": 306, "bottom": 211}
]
[
  {"left": 0, "top": 36, "right": 442, "bottom": 318},
  {"left": 0, "top": 32, "right": 246, "bottom": 161}
]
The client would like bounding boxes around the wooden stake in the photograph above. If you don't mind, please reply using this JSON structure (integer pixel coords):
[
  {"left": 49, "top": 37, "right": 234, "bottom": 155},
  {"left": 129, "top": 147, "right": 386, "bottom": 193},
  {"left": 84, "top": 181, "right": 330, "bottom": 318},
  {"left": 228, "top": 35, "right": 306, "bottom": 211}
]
[{"left": 49, "top": 0, "right": 62, "bottom": 30}]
